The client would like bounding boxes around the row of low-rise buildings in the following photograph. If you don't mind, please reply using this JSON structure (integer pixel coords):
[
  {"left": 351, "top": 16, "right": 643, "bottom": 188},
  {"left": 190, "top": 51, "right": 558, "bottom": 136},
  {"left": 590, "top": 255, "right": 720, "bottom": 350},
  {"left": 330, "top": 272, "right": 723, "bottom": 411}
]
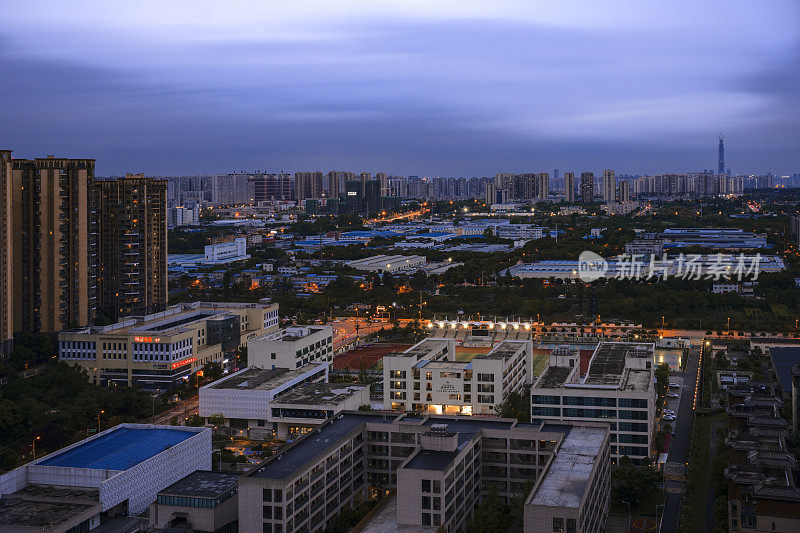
[
  {"left": 0, "top": 414, "right": 611, "bottom": 533},
  {"left": 1, "top": 151, "right": 169, "bottom": 355}
]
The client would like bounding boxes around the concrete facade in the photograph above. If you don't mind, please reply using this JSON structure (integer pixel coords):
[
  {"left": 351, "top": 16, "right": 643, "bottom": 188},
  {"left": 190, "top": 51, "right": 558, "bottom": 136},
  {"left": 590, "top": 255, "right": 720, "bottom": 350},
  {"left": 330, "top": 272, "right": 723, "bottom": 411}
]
[{"left": 238, "top": 411, "right": 610, "bottom": 533}]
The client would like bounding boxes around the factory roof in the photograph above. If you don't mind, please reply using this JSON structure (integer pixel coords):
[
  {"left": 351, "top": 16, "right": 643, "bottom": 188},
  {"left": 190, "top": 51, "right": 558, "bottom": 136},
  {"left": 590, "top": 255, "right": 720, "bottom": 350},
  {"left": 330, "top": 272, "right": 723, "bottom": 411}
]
[
  {"left": 38, "top": 427, "right": 197, "bottom": 471},
  {"left": 527, "top": 426, "right": 607, "bottom": 509},
  {"left": 158, "top": 471, "right": 240, "bottom": 498}
]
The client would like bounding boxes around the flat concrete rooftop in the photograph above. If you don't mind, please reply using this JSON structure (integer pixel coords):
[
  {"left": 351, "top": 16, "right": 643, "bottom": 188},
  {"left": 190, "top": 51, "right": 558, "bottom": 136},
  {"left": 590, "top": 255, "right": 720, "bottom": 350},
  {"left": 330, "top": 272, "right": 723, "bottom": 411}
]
[
  {"left": 528, "top": 426, "right": 606, "bottom": 509},
  {"left": 482, "top": 340, "right": 525, "bottom": 361},
  {"left": 273, "top": 383, "right": 367, "bottom": 406},
  {"left": 208, "top": 364, "right": 324, "bottom": 391},
  {"left": 536, "top": 366, "right": 573, "bottom": 389},
  {"left": 400, "top": 339, "right": 450, "bottom": 359},
  {"left": 583, "top": 342, "right": 653, "bottom": 387},
  {"left": 404, "top": 449, "right": 458, "bottom": 471},
  {"left": 0, "top": 485, "right": 99, "bottom": 529},
  {"left": 158, "top": 471, "right": 239, "bottom": 498}
]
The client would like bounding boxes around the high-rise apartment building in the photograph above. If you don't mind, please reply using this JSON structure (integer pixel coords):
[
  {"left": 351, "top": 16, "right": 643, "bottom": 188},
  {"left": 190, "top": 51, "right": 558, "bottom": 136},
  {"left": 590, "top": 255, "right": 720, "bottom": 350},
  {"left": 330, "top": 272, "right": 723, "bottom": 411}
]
[
  {"left": 617, "top": 180, "right": 630, "bottom": 203},
  {"left": 563, "top": 172, "right": 575, "bottom": 202},
  {"left": 96, "top": 174, "right": 167, "bottom": 320},
  {"left": 293, "top": 171, "right": 324, "bottom": 201},
  {"left": 254, "top": 173, "right": 292, "bottom": 202},
  {"left": 537, "top": 172, "right": 550, "bottom": 200},
  {"left": 0, "top": 151, "right": 12, "bottom": 355},
  {"left": 580, "top": 172, "right": 594, "bottom": 203},
  {"left": 11, "top": 155, "right": 97, "bottom": 333},
  {"left": 326, "top": 171, "right": 355, "bottom": 199},
  {"left": 718, "top": 135, "right": 725, "bottom": 176},
  {"left": 602, "top": 169, "right": 616, "bottom": 203}
]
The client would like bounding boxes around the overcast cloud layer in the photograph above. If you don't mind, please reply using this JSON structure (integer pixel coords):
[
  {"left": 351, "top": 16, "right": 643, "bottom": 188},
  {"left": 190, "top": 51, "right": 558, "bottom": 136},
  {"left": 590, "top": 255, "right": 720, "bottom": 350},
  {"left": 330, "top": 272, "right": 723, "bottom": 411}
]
[{"left": 1, "top": 0, "right": 798, "bottom": 176}]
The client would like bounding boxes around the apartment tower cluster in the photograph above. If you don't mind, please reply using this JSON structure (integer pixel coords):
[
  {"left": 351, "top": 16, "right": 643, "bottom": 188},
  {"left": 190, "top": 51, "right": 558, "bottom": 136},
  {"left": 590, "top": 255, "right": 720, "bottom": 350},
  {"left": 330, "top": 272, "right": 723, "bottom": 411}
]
[{"left": 0, "top": 150, "right": 168, "bottom": 355}]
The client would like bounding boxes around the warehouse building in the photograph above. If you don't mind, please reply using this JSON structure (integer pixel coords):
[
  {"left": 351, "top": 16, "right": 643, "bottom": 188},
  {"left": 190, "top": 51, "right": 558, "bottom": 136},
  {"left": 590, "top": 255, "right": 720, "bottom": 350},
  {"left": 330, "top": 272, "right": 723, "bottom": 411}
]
[
  {"left": 0, "top": 424, "right": 211, "bottom": 532},
  {"left": 383, "top": 338, "right": 532, "bottom": 415},
  {"left": 238, "top": 411, "right": 610, "bottom": 533},
  {"left": 347, "top": 254, "right": 426, "bottom": 274},
  {"left": 530, "top": 342, "right": 656, "bottom": 463},
  {"left": 58, "top": 301, "right": 279, "bottom": 388}
]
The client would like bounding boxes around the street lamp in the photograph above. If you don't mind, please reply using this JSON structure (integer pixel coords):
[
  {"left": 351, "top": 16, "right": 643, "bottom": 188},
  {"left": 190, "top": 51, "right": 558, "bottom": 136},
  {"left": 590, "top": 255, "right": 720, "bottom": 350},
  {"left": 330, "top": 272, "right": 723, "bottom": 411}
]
[
  {"left": 97, "top": 410, "right": 105, "bottom": 434},
  {"left": 32, "top": 436, "right": 40, "bottom": 460}
]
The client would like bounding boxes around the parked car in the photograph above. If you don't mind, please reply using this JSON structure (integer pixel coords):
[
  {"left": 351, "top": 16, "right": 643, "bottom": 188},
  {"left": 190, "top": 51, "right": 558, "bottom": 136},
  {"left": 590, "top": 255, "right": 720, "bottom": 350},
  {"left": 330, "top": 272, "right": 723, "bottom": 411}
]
[
  {"left": 667, "top": 392, "right": 679, "bottom": 398},
  {"left": 662, "top": 414, "right": 676, "bottom": 421}
]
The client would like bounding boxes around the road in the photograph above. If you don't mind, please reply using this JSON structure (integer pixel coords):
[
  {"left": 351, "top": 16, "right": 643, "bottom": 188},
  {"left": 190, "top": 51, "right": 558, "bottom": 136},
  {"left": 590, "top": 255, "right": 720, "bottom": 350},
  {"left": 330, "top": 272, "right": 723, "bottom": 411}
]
[
  {"left": 661, "top": 344, "right": 702, "bottom": 532},
  {"left": 151, "top": 397, "right": 199, "bottom": 425}
]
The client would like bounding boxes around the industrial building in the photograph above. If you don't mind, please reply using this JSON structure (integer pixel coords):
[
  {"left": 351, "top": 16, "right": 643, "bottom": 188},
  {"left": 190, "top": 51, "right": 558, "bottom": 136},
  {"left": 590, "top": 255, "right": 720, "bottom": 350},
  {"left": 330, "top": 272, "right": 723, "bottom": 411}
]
[
  {"left": 58, "top": 301, "right": 280, "bottom": 388},
  {"left": 347, "top": 254, "right": 426, "bottom": 274},
  {"left": 530, "top": 343, "right": 656, "bottom": 463},
  {"left": 199, "top": 363, "right": 370, "bottom": 439},
  {"left": 238, "top": 411, "right": 610, "bottom": 533},
  {"left": 382, "top": 338, "right": 533, "bottom": 415},
  {"left": 0, "top": 424, "right": 211, "bottom": 531}
]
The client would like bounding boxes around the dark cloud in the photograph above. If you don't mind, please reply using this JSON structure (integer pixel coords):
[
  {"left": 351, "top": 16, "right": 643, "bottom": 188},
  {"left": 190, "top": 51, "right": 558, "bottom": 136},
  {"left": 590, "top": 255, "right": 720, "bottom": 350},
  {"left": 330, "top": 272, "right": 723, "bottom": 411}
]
[{"left": 0, "top": 5, "right": 798, "bottom": 176}]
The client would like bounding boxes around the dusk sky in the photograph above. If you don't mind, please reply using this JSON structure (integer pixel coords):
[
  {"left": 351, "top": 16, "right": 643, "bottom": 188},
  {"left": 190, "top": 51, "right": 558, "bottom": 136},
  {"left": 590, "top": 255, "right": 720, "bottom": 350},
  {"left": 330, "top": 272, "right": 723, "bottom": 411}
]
[{"left": 2, "top": 0, "right": 799, "bottom": 176}]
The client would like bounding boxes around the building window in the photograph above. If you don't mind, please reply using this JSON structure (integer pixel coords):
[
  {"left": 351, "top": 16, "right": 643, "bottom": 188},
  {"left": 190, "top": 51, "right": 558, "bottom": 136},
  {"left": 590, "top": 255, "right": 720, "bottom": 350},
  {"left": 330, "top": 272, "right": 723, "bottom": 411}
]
[
  {"left": 567, "top": 519, "right": 576, "bottom": 533},
  {"left": 422, "top": 496, "right": 430, "bottom": 509},
  {"left": 553, "top": 517, "right": 564, "bottom": 532},
  {"left": 263, "top": 489, "right": 271, "bottom": 502},
  {"left": 422, "top": 479, "right": 430, "bottom": 492},
  {"left": 422, "top": 513, "right": 431, "bottom": 526}
]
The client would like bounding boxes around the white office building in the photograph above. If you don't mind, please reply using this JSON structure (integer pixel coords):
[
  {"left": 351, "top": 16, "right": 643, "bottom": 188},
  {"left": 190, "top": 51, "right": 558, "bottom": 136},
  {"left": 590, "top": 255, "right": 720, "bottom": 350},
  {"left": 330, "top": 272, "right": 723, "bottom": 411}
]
[
  {"left": 383, "top": 338, "right": 533, "bottom": 415},
  {"left": 199, "top": 363, "right": 370, "bottom": 439},
  {"left": 530, "top": 343, "right": 656, "bottom": 463},
  {"left": 248, "top": 325, "right": 334, "bottom": 370}
]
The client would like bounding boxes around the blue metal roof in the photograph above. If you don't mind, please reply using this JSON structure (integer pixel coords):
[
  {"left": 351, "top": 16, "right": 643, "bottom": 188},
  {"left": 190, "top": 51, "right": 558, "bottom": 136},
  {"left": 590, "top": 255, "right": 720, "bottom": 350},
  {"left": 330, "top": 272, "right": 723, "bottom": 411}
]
[{"left": 39, "top": 427, "right": 197, "bottom": 471}]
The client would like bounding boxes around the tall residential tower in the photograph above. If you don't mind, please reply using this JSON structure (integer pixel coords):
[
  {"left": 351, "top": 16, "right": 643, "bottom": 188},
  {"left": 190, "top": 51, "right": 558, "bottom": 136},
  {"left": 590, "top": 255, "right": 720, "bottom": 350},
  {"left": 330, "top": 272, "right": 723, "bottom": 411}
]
[
  {"left": 96, "top": 174, "right": 168, "bottom": 320},
  {"left": 718, "top": 135, "right": 725, "bottom": 175}
]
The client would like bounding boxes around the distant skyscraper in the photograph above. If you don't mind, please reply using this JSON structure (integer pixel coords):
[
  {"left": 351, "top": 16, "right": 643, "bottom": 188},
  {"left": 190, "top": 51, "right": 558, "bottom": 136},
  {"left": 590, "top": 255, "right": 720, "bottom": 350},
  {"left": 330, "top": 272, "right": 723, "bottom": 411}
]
[
  {"left": 255, "top": 173, "right": 292, "bottom": 202},
  {"left": 580, "top": 172, "right": 594, "bottom": 203},
  {"left": 602, "top": 169, "right": 616, "bottom": 203},
  {"left": 718, "top": 135, "right": 725, "bottom": 175},
  {"left": 96, "top": 174, "right": 167, "bottom": 320},
  {"left": 294, "top": 171, "right": 324, "bottom": 201},
  {"left": 563, "top": 172, "right": 575, "bottom": 203}
]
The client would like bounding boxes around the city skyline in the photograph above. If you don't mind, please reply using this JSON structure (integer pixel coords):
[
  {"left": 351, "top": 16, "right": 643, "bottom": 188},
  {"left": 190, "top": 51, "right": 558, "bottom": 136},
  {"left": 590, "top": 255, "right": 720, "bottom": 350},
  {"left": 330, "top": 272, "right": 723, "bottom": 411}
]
[{"left": 1, "top": 1, "right": 798, "bottom": 176}]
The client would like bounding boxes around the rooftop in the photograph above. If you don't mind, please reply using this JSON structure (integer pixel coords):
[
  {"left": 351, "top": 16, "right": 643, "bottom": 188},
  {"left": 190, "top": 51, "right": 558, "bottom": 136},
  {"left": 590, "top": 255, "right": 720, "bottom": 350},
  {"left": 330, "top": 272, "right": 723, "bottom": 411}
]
[
  {"left": 38, "top": 427, "right": 198, "bottom": 471},
  {"left": 248, "top": 412, "right": 517, "bottom": 480},
  {"left": 400, "top": 339, "right": 451, "bottom": 359},
  {"left": 482, "top": 340, "right": 526, "bottom": 361},
  {"left": 536, "top": 366, "right": 574, "bottom": 389},
  {"left": 527, "top": 426, "right": 607, "bottom": 509},
  {"left": 768, "top": 347, "right": 800, "bottom": 392},
  {"left": 0, "top": 488, "right": 99, "bottom": 528},
  {"left": 207, "top": 364, "right": 325, "bottom": 391},
  {"left": 583, "top": 342, "right": 652, "bottom": 387},
  {"left": 404, "top": 449, "right": 458, "bottom": 471},
  {"left": 273, "top": 383, "right": 368, "bottom": 406},
  {"left": 158, "top": 471, "right": 240, "bottom": 498}
]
